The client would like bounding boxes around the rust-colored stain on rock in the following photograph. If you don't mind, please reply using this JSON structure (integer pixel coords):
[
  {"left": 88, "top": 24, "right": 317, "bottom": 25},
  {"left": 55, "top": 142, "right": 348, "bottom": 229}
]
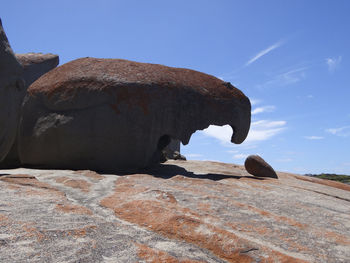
[
  {"left": 136, "top": 243, "right": 205, "bottom": 263},
  {"left": 109, "top": 86, "right": 150, "bottom": 115},
  {"left": 54, "top": 176, "right": 91, "bottom": 192},
  {"left": 1, "top": 161, "right": 349, "bottom": 262},
  {"left": 29, "top": 58, "right": 247, "bottom": 102},
  {"left": 293, "top": 174, "right": 350, "bottom": 192},
  {"left": 0, "top": 174, "right": 64, "bottom": 198},
  {"left": 73, "top": 170, "right": 104, "bottom": 180},
  {"left": 100, "top": 175, "right": 312, "bottom": 263},
  {"left": 55, "top": 203, "right": 93, "bottom": 215}
]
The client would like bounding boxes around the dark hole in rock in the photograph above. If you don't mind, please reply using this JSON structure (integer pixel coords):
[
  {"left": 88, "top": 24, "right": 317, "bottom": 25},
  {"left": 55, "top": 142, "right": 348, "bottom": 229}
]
[{"left": 157, "top": 134, "right": 171, "bottom": 151}]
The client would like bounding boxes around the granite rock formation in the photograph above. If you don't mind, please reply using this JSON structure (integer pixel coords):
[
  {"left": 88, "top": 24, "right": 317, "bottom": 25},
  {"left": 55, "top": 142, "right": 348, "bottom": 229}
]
[
  {"left": 245, "top": 155, "right": 278, "bottom": 178},
  {"left": 0, "top": 53, "right": 59, "bottom": 168},
  {"left": 1, "top": 160, "right": 349, "bottom": 262},
  {"left": 15, "top": 53, "right": 59, "bottom": 88},
  {"left": 0, "top": 19, "right": 25, "bottom": 161},
  {"left": 18, "top": 58, "right": 251, "bottom": 172}
]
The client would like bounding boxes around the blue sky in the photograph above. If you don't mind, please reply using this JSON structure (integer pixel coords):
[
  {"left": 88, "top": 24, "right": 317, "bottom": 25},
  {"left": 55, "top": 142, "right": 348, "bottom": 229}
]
[{"left": 2, "top": 1, "right": 349, "bottom": 174}]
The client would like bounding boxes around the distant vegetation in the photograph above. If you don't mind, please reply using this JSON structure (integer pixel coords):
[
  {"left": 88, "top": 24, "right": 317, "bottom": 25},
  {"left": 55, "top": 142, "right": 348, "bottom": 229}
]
[{"left": 305, "top": 173, "right": 350, "bottom": 184}]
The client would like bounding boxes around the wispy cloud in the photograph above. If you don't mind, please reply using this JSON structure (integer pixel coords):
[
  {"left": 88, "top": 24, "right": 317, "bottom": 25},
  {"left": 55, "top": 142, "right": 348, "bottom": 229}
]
[
  {"left": 250, "top": 98, "right": 261, "bottom": 106},
  {"left": 201, "top": 120, "right": 286, "bottom": 144},
  {"left": 233, "top": 153, "right": 249, "bottom": 159},
  {"left": 256, "top": 66, "right": 308, "bottom": 90},
  {"left": 252, "top": 105, "right": 276, "bottom": 115},
  {"left": 245, "top": 120, "right": 286, "bottom": 143},
  {"left": 245, "top": 40, "right": 284, "bottom": 66},
  {"left": 326, "top": 126, "right": 350, "bottom": 137},
  {"left": 326, "top": 56, "right": 342, "bottom": 72},
  {"left": 304, "top": 136, "right": 324, "bottom": 140}
]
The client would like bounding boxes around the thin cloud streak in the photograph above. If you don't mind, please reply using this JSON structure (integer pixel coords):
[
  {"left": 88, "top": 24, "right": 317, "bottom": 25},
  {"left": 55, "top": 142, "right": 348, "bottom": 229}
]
[
  {"left": 256, "top": 66, "right": 308, "bottom": 89},
  {"left": 326, "top": 126, "right": 350, "bottom": 137},
  {"left": 245, "top": 40, "right": 284, "bottom": 66},
  {"left": 201, "top": 120, "right": 287, "bottom": 144},
  {"left": 252, "top": 105, "right": 276, "bottom": 115},
  {"left": 304, "top": 136, "right": 324, "bottom": 140}
]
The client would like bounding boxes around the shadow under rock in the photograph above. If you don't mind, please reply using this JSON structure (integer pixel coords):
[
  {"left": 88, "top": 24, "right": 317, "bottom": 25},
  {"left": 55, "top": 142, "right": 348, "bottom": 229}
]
[{"left": 140, "top": 163, "right": 266, "bottom": 181}]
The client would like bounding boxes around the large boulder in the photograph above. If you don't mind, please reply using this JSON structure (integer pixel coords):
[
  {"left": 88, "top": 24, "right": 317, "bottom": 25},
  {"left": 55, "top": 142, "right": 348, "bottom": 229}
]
[
  {"left": 245, "top": 155, "right": 278, "bottom": 178},
  {"left": 0, "top": 53, "right": 59, "bottom": 168},
  {"left": 18, "top": 57, "right": 251, "bottom": 172},
  {"left": 0, "top": 19, "right": 24, "bottom": 161}
]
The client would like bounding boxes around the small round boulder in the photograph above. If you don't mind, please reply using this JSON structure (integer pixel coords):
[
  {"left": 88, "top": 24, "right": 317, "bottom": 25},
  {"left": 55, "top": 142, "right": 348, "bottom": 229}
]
[{"left": 244, "top": 155, "right": 278, "bottom": 178}]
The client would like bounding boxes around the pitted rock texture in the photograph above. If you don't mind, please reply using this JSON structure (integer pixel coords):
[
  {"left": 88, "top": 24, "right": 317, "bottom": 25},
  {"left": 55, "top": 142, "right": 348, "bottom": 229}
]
[
  {"left": 0, "top": 53, "right": 59, "bottom": 168},
  {"left": 1, "top": 160, "right": 349, "bottom": 262},
  {"left": 18, "top": 58, "right": 251, "bottom": 172},
  {"left": 0, "top": 19, "right": 25, "bottom": 161},
  {"left": 244, "top": 155, "right": 278, "bottom": 178}
]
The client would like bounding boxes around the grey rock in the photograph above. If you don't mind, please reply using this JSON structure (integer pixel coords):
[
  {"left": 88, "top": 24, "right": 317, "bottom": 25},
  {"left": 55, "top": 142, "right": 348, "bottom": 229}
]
[
  {"left": 15, "top": 52, "right": 59, "bottom": 88},
  {"left": 18, "top": 58, "right": 251, "bottom": 172},
  {"left": 0, "top": 53, "right": 59, "bottom": 168},
  {"left": 0, "top": 19, "right": 24, "bottom": 161},
  {"left": 1, "top": 160, "right": 350, "bottom": 262},
  {"left": 244, "top": 154, "right": 278, "bottom": 178}
]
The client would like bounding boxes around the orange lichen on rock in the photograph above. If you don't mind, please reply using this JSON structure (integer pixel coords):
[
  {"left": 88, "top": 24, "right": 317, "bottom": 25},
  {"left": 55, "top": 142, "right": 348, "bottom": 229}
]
[
  {"left": 29, "top": 58, "right": 247, "bottom": 102},
  {"left": 22, "top": 223, "right": 46, "bottom": 242},
  {"left": 54, "top": 176, "right": 91, "bottom": 192},
  {"left": 66, "top": 225, "right": 97, "bottom": 238},
  {"left": 293, "top": 175, "right": 350, "bottom": 192},
  {"left": 73, "top": 170, "right": 104, "bottom": 180},
  {"left": 151, "top": 190, "right": 177, "bottom": 204},
  {"left": 136, "top": 243, "right": 205, "bottom": 263},
  {"left": 260, "top": 249, "right": 310, "bottom": 263},
  {"left": 55, "top": 203, "right": 93, "bottom": 215},
  {"left": 0, "top": 174, "right": 64, "bottom": 198},
  {"left": 317, "top": 230, "right": 350, "bottom": 246},
  {"left": 226, "top": 200, "right": 306, "bottom": 229}
]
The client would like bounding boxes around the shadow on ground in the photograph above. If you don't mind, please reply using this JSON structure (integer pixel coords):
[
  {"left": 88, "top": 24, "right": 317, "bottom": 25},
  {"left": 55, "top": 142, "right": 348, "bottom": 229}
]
[{"left": 140, "top": 163, "right": 265, "bottom": 181}]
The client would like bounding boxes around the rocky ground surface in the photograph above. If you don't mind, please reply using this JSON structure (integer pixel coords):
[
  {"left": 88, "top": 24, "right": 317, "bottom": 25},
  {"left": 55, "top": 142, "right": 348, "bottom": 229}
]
[{"left": 0, "top": 160, "right": 349, "bottom": 262}]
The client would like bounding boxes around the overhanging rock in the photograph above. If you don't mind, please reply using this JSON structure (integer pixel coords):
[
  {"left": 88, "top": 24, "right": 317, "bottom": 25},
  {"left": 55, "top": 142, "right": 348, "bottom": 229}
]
[{"left": 19, "top": 57, "right": 251, "bottom": 172}]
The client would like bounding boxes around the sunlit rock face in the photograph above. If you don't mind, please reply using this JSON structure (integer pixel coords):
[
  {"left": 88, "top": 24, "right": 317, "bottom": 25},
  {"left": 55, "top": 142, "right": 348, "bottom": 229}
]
[
  {"left": 1, "top": 160, "right": 349, "bottom": 262},
  {"left": 0, "top": 19, "right": 24, "bottom": 161},
  {"left": 0, "top": 53, "right": 59, "bottom": 168},
  {"left": 19, "top": 57, "right": 251, "bottom": 172}
]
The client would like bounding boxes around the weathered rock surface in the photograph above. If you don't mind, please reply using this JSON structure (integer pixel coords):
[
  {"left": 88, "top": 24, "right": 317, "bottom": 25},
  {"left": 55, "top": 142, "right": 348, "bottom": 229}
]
[
  {"left": 0, "top": 53, "right": 59, "bottom": 168},
  {"left": 15, "top": 52, "right": 59, "bottom": 88},
  {"left": 0, "top": 160, "right": 349, "bottom": 262},
  {"left": 245, "top": 155, "right": 278, "bottom": 178},
  {"left": 18, "top": 58, "right": 251, "bottom": 172},
  {"left": 0, "top": 19, "right": 25, "bottom": 161}
]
